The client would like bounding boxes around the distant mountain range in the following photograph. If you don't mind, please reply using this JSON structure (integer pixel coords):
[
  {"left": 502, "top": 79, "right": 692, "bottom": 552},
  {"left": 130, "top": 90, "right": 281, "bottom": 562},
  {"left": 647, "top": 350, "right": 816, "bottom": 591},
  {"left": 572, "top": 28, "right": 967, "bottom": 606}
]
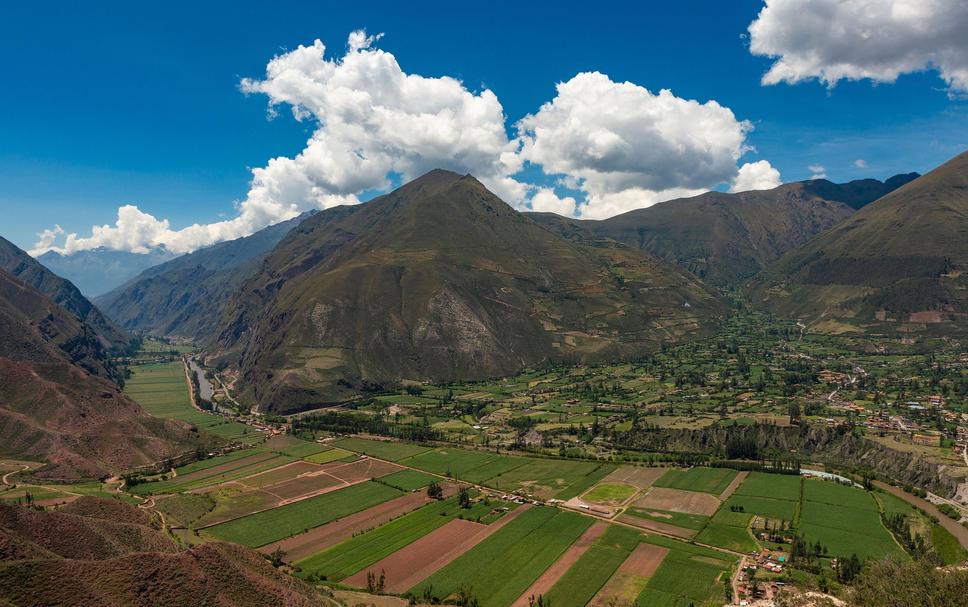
[
  {"left": 530, "top": 174, "right": 919, "bottom": 286},
  {"left": 212, "top": 170, "right": 725, "bottom": 413},
  {"left": 0, "top": 236, "right": 130, "bottom": 353},
  {"left": 94, "top": 212, "right": 314, "bottom": 340},
  {"left": 0, "top": 267, "right": 203, "bottom": 479},
  {"left": 37, "top": 248, "right": 177, "bottom": 297},
  {"left": 749, "top": 152, "right": 968, "bottom": 331}
]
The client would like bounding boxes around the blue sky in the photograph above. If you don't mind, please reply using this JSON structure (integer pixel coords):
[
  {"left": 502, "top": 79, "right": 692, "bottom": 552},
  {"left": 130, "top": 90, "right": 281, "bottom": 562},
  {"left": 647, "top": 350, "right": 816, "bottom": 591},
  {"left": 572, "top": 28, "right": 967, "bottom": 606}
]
[{"left": 2, "top": 0, "right": 967, "bottom": 253}]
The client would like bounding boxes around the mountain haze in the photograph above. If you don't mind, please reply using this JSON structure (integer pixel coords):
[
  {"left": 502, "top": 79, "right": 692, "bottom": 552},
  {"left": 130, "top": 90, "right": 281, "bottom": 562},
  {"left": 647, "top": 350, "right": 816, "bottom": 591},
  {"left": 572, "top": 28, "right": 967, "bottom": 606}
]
[
  {"left": 95, "top": 212, "right": 315, "bottom": 340},
  {"left": 214, "top": 170, "right": 724, "bottom": 413},
  {"left": 37, "top": 248, "right": 177, "bottom": 297},
  {"left": 749, "top": 151, "right": 968, "bottom": 331},
  {"left": 530, "top": 174, "right": 918, "bottom": 286}
]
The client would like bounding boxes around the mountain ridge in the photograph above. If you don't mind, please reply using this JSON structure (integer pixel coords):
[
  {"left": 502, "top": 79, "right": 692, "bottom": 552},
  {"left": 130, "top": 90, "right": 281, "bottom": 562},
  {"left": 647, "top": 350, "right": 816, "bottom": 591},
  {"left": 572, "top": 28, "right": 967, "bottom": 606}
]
[
  {"left": 529, "top": 173, "right": 919, "bottom": 286},
  {"left": 213, "top": 170, "right": 725, "bottom": 413}
]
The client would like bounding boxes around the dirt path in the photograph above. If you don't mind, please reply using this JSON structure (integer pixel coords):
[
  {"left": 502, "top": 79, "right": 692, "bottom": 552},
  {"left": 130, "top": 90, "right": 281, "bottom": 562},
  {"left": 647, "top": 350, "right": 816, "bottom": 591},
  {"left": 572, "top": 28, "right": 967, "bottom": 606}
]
[
  {"left": 346, "top": 504, "right": 532, "bottom": 593},
  {"left": 719, "top": 471, "right": 749, "bottom": 501},
  {"left": 1, "top": 464, "right": 30, "bottom": 486},
  {"left": 730, "top": 556, "right": 746, "bottom": 605},
  {"left": 510, "top": 521, "right": 608, "bottom": 607},
  {"left": 873, "top": 481, "right": 968, "bottom": 550}
]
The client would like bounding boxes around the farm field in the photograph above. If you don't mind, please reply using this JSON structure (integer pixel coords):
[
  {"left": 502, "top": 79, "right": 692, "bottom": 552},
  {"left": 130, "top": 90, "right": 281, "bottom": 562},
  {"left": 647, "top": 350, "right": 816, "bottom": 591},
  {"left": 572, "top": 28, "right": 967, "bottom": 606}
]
[
  {"left": 652, "top": 467, "right": 737, "bottom": 495},
  {"left": 635, "top": 538, "right": 734, "bottom": 607},
  {"left": 412, "top": 506, "right": 593, "bottom": 607},
  {"left": 581, "top": 482, "right": 638, "bottom": 505},
  {"left": 297, "top": 495, "right": 505, "bottom": 581},
  {"left": 203, "top": 481, "right": 402, "bottom": 547},
  {"left": 306, "top": 447, "right": 355, "bottom": 464},
  {"left": 377, "top": 469, "right": 438, "bottom": 491},
  {"left": 541, "top": 525, "right": 643, "bottom": 607},
  {"left": 589, "top": 543, "right": 669, "bottom": 607},
  {"left": 332, "top": 437, "right": 432, "bottom": 461},
  {"left": 624, "top": 507, "right": 708, "bottom": 531},
  {"left": 798, "top": 481, "right": 904, "bottom": 561},
  {"left": 124, "top": 361, "right": 255, "bottom": 441}
]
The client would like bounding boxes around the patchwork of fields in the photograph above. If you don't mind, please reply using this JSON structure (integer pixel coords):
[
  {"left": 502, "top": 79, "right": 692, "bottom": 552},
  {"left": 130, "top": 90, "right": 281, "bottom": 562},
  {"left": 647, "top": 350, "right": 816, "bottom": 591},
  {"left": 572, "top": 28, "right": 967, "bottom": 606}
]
[{"left": 117, "top": 375, "right": 943, "bottom": 607}]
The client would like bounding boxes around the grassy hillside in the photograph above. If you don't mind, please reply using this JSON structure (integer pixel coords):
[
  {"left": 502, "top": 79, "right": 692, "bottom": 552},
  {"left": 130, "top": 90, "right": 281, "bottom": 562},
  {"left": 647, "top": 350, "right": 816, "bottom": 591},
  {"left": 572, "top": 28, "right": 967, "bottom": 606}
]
[
  {"left": 749, "top": 150, "right": 968, "bottom": 332},
  {"left": 214, "top": 170, "right": 724, "bottom": 413},
  {"left": 530, "top": 174, "right": 917, "bottom": 286}
]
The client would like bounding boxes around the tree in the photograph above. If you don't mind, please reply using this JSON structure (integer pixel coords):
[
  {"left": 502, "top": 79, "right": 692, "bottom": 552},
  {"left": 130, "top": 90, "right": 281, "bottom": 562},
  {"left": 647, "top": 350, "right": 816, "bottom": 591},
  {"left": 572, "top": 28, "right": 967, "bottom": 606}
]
[
  {"left": 458, "top": 486, "right": 471, "bottom": 509},
  {"left": 267, "top": 547, "right": 286, "bottom": 567},
  {"left": 427, "top": 481, "right": 443, "bottom": 500}
]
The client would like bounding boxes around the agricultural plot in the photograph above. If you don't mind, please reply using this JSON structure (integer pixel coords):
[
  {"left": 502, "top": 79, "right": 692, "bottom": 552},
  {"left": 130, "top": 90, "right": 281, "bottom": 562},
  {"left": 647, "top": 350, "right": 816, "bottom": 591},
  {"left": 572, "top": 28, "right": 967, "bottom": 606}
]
[
  {"left": 733, "top": 471, "right": 802, "bottom": 501},
  {"left": 724, "top": 494, "right": 797, "bottom": 522},
  {"left": 203, "top": 481, "right": 402, "bottom": 547},
  {"left": 483, "top": 458, "right": 615, "bottom": 500},
  {"left": 400, "top": 448, "right": 506, "bottom": 480},
  {"left": 588, "top": 543, "right": 668, "bottom": 607},
  {"left": 306, "top": 447, "right": 355, "bottom": 464},
  {"left": 634, "top": 537, "right": 734, "bottom": 607},
  {"left": 377, "top": 469, "right": 438, "bottom": 491},
  {"left": 263, "top": 435, "right": 329, "bottom": 458},
  {"left": 798, "top": 479, "right": 903, "bottom": 561},
  {"left": 695, "top": 520, "right": 757, "bottom": 553},
  {"left": 265, "top": 491, "right": 437, "bottom": 563},
  {"left": 624, "top": 507, "right": 708, "bottom": 531},
  {"left": 541, "top": 525, "right": 642, "bottom": 607},
  {"left": 632, "top": 487, "right": 720, "bottom": 516},
  {"left": 652, "top": 467, "right": 737, "bottom": 495},
  {"left": 297, "top": 496, "right": 499, "bottom": 581},
  {"left": 124, "top": 361, "right": 254, "bottom": 441},
  {"left": 580, "top": 482, "right": 638, "bottom": 506},
  {"left": 511, "top": 523, "right": 608, "bottom": 607},
  {"left": 412, "top": 507, "right": 592, "bottom": 607},
  {"left": 130, "top": 451, "right": 292, "bottom": 495},
  {"left": 601, "top": 467, "right": 666, "bottom": 490},
  {"left": 333, "top": 437, "right": 432, "bottom": 461}
]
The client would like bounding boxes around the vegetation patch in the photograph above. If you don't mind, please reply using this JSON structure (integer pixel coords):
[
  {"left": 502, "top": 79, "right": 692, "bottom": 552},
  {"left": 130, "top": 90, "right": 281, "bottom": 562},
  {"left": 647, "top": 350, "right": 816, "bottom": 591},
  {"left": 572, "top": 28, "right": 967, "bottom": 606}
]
[
  {"left": 652, "top": 467, "right": 737, "bottom": 495},
  {"left": 203, "top": 481, "right": 402, "bottom": 547}
]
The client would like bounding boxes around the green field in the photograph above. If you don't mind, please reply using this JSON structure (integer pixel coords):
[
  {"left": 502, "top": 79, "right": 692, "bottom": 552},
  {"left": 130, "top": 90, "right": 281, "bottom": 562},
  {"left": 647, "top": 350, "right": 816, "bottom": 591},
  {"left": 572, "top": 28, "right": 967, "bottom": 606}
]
[
  {"left": 625, "top": 507, "right": 709, "bottom": 531},
  {"left": 695, "top": 522, "right": 757, "bottom": 553},
  {"left": 264, "top": 435, "right": 329, "bottom": 458},
  {"left": 799, "top": 480, "right": 904, "bottom": 561},
  {"left": 733, "top": 472, "right": 802, "bottom": 501},
  {"left": 204, "top": 481, "right": 402, "bottom": 547},
  {"left": 333, "top": 437, "right": 432, "bottom": 461},
  {"left": 480, "top": 458, "right": 616, "bottom": 500},
  {"left": 400, "top": 448, "right": 506, "bottom": 479},
  {"left": 376, "top": 469, "right": 438, "bottom": 491},
  {"left": 305, "top": 447, "right": 355, "bottom": 464},
  {"left": 635, "top": 538, "right": 734, "bottom": 607},
  {"left": 297, "top": 496, "right": 498, "bottom": 581},
  {"left": 125, "top": 362, "right": 254, "bottom": 440},
  {"left": 652, "top": 467, "right": 737, "bottom": 495},
  {"left": 582, "top": 482, "right": 638, "bottom": 504},
  {"left": 129, "top": 451, "right": 293, "bottom": 495},
  {"left": 724, "top": 494, "right": 797, "bottom": 521},
  {"left": 412, "top": 507, "right": 592, "bottom": 607},
  {"left": 543, "top": 525, "right": 642, "bottom": 607}
]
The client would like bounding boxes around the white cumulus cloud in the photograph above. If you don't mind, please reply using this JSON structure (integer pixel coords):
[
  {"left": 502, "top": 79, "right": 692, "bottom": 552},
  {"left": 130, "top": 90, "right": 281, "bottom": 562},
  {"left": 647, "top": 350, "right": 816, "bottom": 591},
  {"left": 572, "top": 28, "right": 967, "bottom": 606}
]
[
  {"left": 34, "top": 32, "right": 781, "bottom": 253},
  {"left": 35, "top": 31, "right": 525, "bottom": 256},
  {"left": 516, "top": 72, "right": 762, "bottom": 219},
  {"left": 808, "top": 164, "right": 827, "bottom": 179},
  {"left": 529, "top": 188, "right": 579, "bottom": 216},
  {"left": 749, "top": 0, "right": 968, "bottom": 94},
  {"left": 854, "top": 158, "right": 868, "bottom": 168},
  {"left": 730, "top": 160, "right": 783, "bottom": 192}
]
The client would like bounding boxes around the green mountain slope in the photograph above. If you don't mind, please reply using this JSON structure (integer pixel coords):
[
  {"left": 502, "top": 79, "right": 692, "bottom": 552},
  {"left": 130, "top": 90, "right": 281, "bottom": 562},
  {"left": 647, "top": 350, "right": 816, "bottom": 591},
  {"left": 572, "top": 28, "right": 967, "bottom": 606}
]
[
  {"left": 95, "top": 212, "right": 317, "bottom": 340},
  {"left": 0, "top": 236, "right": 129, "bottom": 352},
  {"left": 214, "top": 170, "right": 724, "bottom": 413},
  {"left": 748, "top": 150, "right": 968, "bottom": 332},
  {"left": 0, "top": 269, "right": 204, "bottom": 480},
  {"left": 530, "top": 174, "right": 918, "bottom": 286}
]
